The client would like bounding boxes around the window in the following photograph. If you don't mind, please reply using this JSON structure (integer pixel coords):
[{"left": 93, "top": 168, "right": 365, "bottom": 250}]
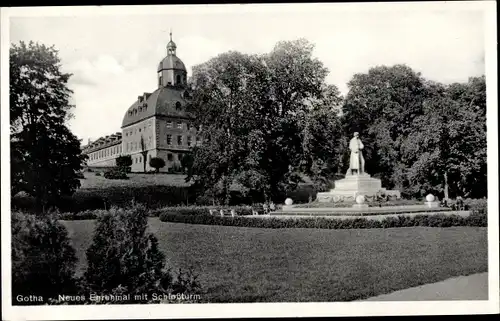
[
  {"left": 159, "top": 75, "right": 163, "bottom": 87},
  {"left": 175, "top": 102, "right": 182, "bottom": 111},
  {"left": 177, "top": 135, "right": 182, "bottom": 145},
  {"left": 177, "top": 122, "right": 182, "bottom": 129},
  {"left": 187, "top": 136, "right": 193, "bottom": 147},
  {"left": 176, "top": 75, "right": 181, "bottom": 84},
  {"left": 167, "top": 153, "right": 173, "bottom": 161},
  {"left": 148, "top": 154, "right": 151, "bottom": 162},
  {"left": 166, "top": 121, "right": 173, "bottom": 128},
  {"left": 167, "top": 135, "right": 172, "bottom": 145},
  {"left": 139, "top": 128, "right": 141, "bottom": 132}
]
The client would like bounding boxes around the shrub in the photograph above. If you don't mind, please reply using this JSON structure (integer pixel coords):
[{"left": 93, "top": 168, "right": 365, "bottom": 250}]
[
  {"left": 76, "top": 171, "right": 85, "bottom": 179},
  {"left": 116, "top": 155, "right": 132, "bottom": 172},
  {"left": 104, "top": 167, "right": 128, "bottom": 180},
  {"left": 84, "top": 204, "right": 200, "bottom": 302},
  {"left": 149, "top": 157, "right": 166, "bottom": 173},
  {"left": 95, "top": 172, "right": 101, "bottom": 176},
  {"left": 11, "top": 211, "right": 78, "bottom": 305},
  {"left": 158, "top": 211, "right": 487, "bottom": 229}
]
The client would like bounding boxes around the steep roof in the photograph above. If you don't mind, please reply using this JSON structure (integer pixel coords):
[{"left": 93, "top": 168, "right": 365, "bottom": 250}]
[{"left": 121, "top": 86, "right": 193, "bottom": 128}]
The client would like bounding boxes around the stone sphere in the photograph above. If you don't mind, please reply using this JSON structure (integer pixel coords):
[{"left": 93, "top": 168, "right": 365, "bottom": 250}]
[
  {"left": 355, "top": 195, "right": 365, "bottom": 204},
  {"left": 426, "top": 194, "right": 435, "bottom": 202},
  {"left": 284, "top": 198, "right": 293, "bottom": 206}
]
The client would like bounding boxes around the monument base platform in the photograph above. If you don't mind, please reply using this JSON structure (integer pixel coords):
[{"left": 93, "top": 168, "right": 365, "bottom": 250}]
[{"left": 316, "top": 173, "right": 401, "bottom": 203}]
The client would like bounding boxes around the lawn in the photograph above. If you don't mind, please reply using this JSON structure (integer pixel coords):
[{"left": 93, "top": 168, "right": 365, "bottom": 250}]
[
  {"left": 61, "top": 219, "right": 488, "bottom": 302},
  {"left": 79, "top": 172, "right": 191, "bottom": 189}
]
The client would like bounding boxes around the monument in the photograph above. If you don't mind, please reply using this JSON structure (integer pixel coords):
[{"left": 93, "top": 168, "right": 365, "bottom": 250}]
[{"left": 316, "top": 132, "right": 401, "bottom": 203}]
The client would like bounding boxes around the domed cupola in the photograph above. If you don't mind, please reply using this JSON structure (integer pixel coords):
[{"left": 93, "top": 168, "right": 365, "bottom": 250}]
[{"left": 157, "top": 31, "right": 187, "bottom": 88}]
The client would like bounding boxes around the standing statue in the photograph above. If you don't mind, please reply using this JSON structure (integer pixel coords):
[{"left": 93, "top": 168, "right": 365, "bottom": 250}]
[{"left": 347, "top": 132, "right": 365, "bottom": 175}]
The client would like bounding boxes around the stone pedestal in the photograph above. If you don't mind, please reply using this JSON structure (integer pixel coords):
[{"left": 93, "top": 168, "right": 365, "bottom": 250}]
[
  {"left": 425, "top": 201, "right": 440, "bottom": 208},
  {"left": 352, "top": 204, "right": 369, "bottom": 209},
  {"left": 316, "top": 173, "right": 401, "bottom": 203}
]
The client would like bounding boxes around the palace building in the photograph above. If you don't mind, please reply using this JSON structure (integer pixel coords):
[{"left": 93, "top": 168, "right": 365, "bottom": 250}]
[{"left": 82, "top": 33, "right": 199, "bottom": 172}]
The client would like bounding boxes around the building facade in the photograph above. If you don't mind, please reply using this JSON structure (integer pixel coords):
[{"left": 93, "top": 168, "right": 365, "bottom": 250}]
[{"left": 82, "top": 33, "right": 199, "bottom": 172}]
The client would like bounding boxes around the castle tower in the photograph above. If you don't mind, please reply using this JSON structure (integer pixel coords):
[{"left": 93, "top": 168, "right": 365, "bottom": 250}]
[{"left": 157, "top": 31, "right": 187, "bottom": 88}]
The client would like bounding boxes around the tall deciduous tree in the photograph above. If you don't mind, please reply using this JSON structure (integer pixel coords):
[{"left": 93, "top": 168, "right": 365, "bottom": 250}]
[
  {"left": 342, "top": 64, "right": 427, "bottom": 190},
  {"left": 188, "top": 39, "right": 331, "bottom": 203},
  {"left": 402, "top": 77, "right": 487, "bottom": 199},
  {"left": 300, "top": 84, "right": 344, "bottom": 191},
  {"left": 10, "top": 41, "right": 87, "bottom": 212}
]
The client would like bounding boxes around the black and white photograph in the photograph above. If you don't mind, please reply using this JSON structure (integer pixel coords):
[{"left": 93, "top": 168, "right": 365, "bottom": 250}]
[{"left": 1, "top": 2, "right": 498, "bottom": 319}]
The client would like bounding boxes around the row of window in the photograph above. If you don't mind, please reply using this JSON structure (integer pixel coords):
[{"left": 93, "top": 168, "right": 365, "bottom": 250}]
[
  {"left": 166, "top": 121, "right": 194, "bottom": 130},
  {"left": 166, "top": 135, "right": 199, "bottom": 147},
  {"left": 133, "top": 154, "right": 150, "bottom": 164},
  {"left": 89, "top": 145, "right": 122, "bottom": 161},
  {"left": 126, "top": 136, "right": 153, "bottom": 152},
  {"left": 124, "top": 122, "right": 153, "bottom": 137},
  {"left": 128, "top": 104, "right": 148, "bottom": 117},
  {"left": 132, "top": 153, "right": 177, "bottom": 165}
]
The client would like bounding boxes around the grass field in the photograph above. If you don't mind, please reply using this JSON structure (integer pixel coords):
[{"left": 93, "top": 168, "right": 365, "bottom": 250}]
[
  {"left": 80, "top": 172, "right": 191, "bottom": 189},
  {"left": 61, "top": 219, "right": 487, "bottom": 302}
]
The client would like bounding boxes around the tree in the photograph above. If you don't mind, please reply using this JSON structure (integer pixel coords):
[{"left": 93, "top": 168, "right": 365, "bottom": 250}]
[
  {"left": 341, "top": 64, "right": 427, "bottom": 190},
  {"left": 188, "top": 51, "right": 266, "bottom": 204},
  {"left": 188, "top": 39, "right": 330, "bottom": 203},
  {"left": 402, "top": 77, "right": 487, "bottom": 199},
  {"left": 116, "top": 155, "right": 132, "bottom": 172},
  {"left": 84, "top": 204, "right": 200, "bottom": 301},
  {"left": 300, "top": 85, "right": 344, "bottom": 191},
  {"left": 12, "top": 211, "right": 78, "bottom": 304},
  {"left": 149, "top": 157, "right": 165, "bottom": 173},
  {"left": 139, "top": 135, "right": 148, "bottom": 173},
  {"left": 10, "top": 41, "right": 87, "bottom": 212}
]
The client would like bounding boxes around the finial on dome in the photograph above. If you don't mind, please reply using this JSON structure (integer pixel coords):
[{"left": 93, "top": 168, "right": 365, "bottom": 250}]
[{"left": 169, "top": 28, "right": 172, "bottom": 41}]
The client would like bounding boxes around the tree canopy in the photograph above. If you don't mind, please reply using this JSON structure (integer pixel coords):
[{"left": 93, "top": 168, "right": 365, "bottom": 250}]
[
  {"left": 10, "top": 41, "right": 87, "bottom": 212},
  {"left": 186, "top": 39, "right": 344, "bottom": 204}
]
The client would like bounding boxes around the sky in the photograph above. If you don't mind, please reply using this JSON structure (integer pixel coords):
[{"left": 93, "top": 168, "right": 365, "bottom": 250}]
[{"left": 7, "top": 3, "right": 487, "bottom": 144}]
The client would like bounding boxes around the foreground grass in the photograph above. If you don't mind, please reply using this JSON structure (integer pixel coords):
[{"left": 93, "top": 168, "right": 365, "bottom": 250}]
[{"left": 61, "top": 218, "right": 487, "bottom": 302}]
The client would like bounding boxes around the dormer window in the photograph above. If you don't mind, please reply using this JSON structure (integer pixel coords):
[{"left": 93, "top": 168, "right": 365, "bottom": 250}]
[{"left": 175, "top": 102, "right": 182, "bottom": 110}]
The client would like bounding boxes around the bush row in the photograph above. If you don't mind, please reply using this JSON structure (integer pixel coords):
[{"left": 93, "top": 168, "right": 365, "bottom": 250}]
[
  {"left": 158, "top": 210, "right": 487, "bottom": 229},
  {"left": 57, "top": 205, "right": 258, "bottom": 221},
  {"left": 12, "top": 185, "right": 194, "bottom": 213}
]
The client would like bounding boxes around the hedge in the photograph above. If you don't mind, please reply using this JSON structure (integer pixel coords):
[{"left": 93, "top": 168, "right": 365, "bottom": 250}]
[
  {"left": 57, "top": 205, "right": 255, "bottom": 221},
  {"left": 12, "top": 185, "right": 194, "bottom": 213},
  {"left": 158, "top": 209, "right": 487, "bottom": 229}
]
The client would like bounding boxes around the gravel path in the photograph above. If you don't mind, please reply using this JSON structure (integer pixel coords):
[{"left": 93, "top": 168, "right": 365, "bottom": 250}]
[{"left": 361, "top": 272, "right": 488, "bottom": 301}]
